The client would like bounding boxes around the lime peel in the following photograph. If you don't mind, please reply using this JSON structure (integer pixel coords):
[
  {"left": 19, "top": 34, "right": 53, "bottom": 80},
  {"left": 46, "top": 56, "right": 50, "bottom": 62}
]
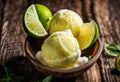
[
  {"left": 35, "top": 4, "right": 52, "bottom": 30},
  {"left": 89, "top": 20, "right": 99, "bottom": 48},
  {"left": 115, "top": 53, "right": 120, "bottom": 72}
]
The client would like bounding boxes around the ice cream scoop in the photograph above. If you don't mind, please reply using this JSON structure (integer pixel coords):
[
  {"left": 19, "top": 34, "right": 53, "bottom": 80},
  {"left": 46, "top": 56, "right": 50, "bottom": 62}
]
[
  {"left": 49, "top": 9, "right": 83, "bottom": 37},
  {"left": 36, "top": 30, "right": 88, "bottom": 68}
]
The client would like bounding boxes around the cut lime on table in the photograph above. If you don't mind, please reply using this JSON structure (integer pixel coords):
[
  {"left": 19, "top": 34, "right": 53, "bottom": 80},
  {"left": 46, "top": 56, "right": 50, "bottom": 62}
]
[
  {"left": 23, "top": 4, "right": 48, "bottom": 38},
  {"left": 115, "top": 53, "right": 120, "bottom": 72}
]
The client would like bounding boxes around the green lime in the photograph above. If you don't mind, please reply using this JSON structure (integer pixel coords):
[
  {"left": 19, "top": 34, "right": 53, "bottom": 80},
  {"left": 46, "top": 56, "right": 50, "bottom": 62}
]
[
  {"left": 115, "top": 53, "right": 120, "bottom": 72},
  {"left": 23, "top": 4, "right": 48, "bottom": 38},
  {"left": 76, "top": 20, "right": 96, "bottom": 50},
  {"left": 90, "top": 20, "right": 99, "bottom": 47},
  {"left": 35, "top": 4, "right": 52, "bottom": 30}
]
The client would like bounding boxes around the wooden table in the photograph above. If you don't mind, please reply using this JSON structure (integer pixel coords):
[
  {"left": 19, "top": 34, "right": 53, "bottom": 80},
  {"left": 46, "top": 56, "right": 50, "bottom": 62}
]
[{"left": 0, "top": 0, "right": 120, "bottom": 82}]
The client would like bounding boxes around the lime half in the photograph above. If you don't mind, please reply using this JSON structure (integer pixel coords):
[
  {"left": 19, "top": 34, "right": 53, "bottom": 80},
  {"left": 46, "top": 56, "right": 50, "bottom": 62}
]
[
  {"left": 23, "top": 4, "right": 48, "bottom": 38},
  {"left": 115, "top": 53, "right": 120, "bottom": 72}
]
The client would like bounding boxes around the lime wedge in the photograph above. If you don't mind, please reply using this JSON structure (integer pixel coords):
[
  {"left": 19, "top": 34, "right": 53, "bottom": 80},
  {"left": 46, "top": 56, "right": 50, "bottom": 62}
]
[
  {"left": 115, "top": 53, "right": 120, "bottom": 72},
  {"left": 23, "top": 4, "right": 48, "bottom": 38},
  {"left": 90, "top": 20, "right": 99, "bottom": 47},
  {"left": 76, "top": 20, "right": 96, "bottom": 50}
]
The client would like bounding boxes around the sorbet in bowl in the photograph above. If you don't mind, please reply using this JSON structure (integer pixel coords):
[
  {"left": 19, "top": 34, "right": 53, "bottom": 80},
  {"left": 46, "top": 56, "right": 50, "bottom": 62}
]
[{"left": 35, "top": 30, "right": 88, "bottom": 69}]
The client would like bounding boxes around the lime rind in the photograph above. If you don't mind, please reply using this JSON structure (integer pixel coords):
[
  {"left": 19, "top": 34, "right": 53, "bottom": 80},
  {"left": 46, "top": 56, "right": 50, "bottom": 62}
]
[
  {"left": 92, "top": 20, "right": 99, "bottom": 44},
  {"left": 115, "top": 53, "right": 120, "bottom": 72},
  {"left": 35, "top": 4, "right": 52, "bottom": 30},
  {"left": 24, "top": 4, "right": 48, "bottom": 38},
  {"left": 88, "top": 20, "right": 99, "bottom": 48}
]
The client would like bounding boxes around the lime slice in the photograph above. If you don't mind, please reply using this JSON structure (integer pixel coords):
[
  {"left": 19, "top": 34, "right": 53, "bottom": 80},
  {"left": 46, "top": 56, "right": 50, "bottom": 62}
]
[
  {"left": 76, "top": 20, "right": 96, "bottom": 50},
  {"left": 115, "top": 53, "right": 120, "bottom": 72},
  {"left": 23, "top": 4, "right": 48, "bottom": 38}
]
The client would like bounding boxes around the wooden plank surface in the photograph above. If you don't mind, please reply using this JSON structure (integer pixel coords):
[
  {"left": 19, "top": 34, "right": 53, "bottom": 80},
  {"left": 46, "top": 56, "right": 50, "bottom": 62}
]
[
  {"left": 0, "top": 0, "right": 120, "bottom": 82},
  {"left": 94, "top": 0, "right": 120, "bottom": 82},
  {"left": 0, "top": 0, "right": 27, "bottom": 63}
]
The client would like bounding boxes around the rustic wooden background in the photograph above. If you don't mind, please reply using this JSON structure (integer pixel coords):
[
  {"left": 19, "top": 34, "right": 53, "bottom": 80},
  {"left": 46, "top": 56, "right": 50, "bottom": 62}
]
[{"left": 0, "top": 0, "right": 120, "bottom": 82}]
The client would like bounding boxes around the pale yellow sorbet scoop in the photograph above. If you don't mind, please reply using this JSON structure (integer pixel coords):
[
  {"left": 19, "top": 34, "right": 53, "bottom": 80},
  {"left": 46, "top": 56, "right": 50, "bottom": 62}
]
[{"left": 36, "top": 30, "right": 88, "bottom": 68}]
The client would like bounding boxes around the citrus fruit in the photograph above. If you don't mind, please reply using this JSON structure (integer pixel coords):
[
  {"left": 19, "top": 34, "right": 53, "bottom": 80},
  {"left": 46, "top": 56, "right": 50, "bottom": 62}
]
[
  {"left": 35, "top": 4, "right": 52, "bottom": 30},
  {"left": 90, "top": 20, "right": 99, "bottom": 46},
  {"left": 115, "top": 53, "right": 120, "bottom": 72},
  {"left": 23, "top": 4, "right": 52, "bottom": 38},
  {"left": 49, "top": 9, "right": 83, "bottom": 37},
  {"left": 76, "top": 20, "right": 99, "bottom": 50}
]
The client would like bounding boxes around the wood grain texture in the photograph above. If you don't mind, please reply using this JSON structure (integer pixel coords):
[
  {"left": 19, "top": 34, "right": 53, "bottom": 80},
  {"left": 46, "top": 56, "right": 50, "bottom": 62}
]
[
  {"left": 0, "top": 0, "right": 4, "bottom": 41},
  {"left": 0, "top": 0, "right": 120, "bottom": 82},
  {"left": 93, "top": 0, "right": 120, "bottom": 82},
  {"left": 0, "top": 0, "right": 44, "bottom": 81},
  {"left": 0, "top": 0, "right": 27, "bottom": 64}
]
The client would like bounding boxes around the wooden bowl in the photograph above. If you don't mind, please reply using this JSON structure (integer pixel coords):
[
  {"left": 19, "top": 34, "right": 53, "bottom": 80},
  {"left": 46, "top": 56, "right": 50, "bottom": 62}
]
[{"left": 25, "top": 36, "right": 103, "bottom": 78}]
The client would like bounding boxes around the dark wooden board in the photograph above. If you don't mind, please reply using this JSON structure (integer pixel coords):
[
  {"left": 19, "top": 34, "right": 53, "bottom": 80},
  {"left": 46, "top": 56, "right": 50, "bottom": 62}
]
[{"left": 0, "top": 0, "right": 120, "bottom": 82}]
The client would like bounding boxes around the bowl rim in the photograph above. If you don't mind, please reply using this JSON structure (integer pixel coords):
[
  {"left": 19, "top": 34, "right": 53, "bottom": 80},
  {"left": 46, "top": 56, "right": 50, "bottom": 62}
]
[{"left": 25, "top": 37, "right": 103, "bottom": 73}]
